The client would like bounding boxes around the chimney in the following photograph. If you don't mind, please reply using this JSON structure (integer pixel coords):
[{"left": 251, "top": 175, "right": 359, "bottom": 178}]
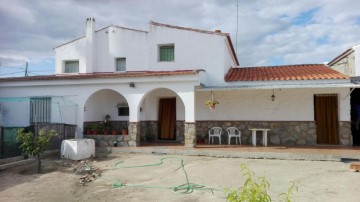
[
  {"left": 86, "top": 17, "right": 95, "bottom": 73},
  {"left": 214, "top": 29, "right": 222, "bottom": 33}
]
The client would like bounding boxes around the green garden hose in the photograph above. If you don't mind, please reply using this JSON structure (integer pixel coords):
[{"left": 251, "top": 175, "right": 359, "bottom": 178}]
[{"left": 111, "top": 157, "right": 220, "bottom": 195}]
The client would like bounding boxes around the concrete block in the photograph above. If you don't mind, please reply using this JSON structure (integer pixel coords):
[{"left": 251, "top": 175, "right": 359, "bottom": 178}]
[{"left": 61, "top": 139, "right": 95, "bottom": 160}]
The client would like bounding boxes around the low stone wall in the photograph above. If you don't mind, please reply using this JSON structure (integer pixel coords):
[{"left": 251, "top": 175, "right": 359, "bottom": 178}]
[
  {"left": 84, "top": 135, "right": 133, "bottom": 147},
  {"left": 196, "top": 121, "right": 352, "bottom": 146}
]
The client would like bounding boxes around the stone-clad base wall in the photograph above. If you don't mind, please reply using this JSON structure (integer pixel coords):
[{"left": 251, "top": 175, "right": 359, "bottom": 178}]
[
  {"left": 185, "top": 122, "right": 196, "bottom": 148},
  {"left": 139, "top": 121, "right": 185, "bottom": 143},
  {"left": 84, "top": 135, "right": 133, "bottom": 147},
  {"left": 196, "top": 121, "right": 352, "bottom": 146}
]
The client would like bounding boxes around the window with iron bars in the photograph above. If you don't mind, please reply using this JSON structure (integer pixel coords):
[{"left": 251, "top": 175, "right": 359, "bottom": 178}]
[{"left": 30, "top": 97, "right": 51, "bottom": 124}]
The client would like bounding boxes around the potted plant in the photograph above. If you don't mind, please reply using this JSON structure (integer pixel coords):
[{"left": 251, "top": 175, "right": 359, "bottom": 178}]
[
  {"left": 197, "top": 136, "right": 205, "bottom": 144},
  {"left": 91, "top": 124, "right": 98, "bottom": 135},
  {"left": 205, "top": 100, "right": 219, "bottom": 110},
  {"left": 103, "top": 127, "right": 110, "bottom": 135},
  {"left": 84, "top": 127, "right": 91, "bottom": 135},
  {"left": 122, "top": 128, "right": 128, "bottom": 135},
  {"left": 205, "top": 91, "right": 219, "bottom": 111}
]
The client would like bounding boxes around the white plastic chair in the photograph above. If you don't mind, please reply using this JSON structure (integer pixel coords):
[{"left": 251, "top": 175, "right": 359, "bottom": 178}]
[
  {"left": 227, "top": 127, "right": 241, "bottom": 145},
  {"left": 209, "top": 127, "right": 222, "bottom": 144}
]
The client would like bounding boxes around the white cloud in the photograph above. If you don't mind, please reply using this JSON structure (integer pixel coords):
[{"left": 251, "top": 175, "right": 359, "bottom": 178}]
[{"left": 0, "top": 0, "right": 360, "bottom": 71}]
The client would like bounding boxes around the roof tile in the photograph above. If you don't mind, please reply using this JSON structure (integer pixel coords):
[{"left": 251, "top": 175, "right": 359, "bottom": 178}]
[
  {"left": 0, "top": 70, "right": 199, "bottom": 82},
  {"left": 225, "top": 64, "right": 349, "bottom": 82}
]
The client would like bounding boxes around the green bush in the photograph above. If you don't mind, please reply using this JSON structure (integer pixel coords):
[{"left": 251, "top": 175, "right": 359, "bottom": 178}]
[
  {"left": 17, "top": 128, "right": 57, "bottom": 173},
  {"left": 225, "top": 163, "right": 298, "bottom": 202}
]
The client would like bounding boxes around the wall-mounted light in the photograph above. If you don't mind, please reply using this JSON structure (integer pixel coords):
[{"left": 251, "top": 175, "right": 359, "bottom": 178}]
[
  {"left": 129, "top": 82, "right": 135, "bottom": 88},
  {"left": 271, "top": 89, "right": 275, "bottom": 101}
]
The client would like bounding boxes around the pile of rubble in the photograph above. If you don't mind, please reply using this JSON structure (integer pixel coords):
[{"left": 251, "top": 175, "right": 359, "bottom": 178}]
[
  {"left": 55, "top": 159, "right": 102, "bottom": 186},
  {"left": 74, "top": 160, "right": 102, "bottom": 186}
]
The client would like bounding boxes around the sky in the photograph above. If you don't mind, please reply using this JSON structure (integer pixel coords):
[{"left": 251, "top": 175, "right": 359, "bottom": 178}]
[{"left": 1, "top": 0, "right": 360, "bottom": 77}]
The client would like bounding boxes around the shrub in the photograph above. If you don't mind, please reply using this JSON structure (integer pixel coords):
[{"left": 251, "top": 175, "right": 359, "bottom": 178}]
[
  {"left": 17, "top": 128, "right": 57, "bottom": 173},
  {"left": 225, "top": 163, "right": 298, "bottom": 202}
]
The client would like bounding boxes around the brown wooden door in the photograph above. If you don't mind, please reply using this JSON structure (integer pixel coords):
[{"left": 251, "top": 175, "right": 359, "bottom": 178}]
[
  {"left": 314, "top": 94, "right": 339, "bottom": 144},
  {"left": 158, "top": 98, "right": 176, "bottom": 140}
]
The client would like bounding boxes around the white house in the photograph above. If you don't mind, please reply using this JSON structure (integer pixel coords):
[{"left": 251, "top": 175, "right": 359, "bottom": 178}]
[
  {"left": 0, "top": 18, "right": 357, "bottom": 147},
  {"left": 328, "top": 43, "right": 360, "bottom": 146}
]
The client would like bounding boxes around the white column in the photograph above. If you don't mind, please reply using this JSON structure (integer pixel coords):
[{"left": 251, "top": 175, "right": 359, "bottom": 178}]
[
  {"left": 127, "top": 93, "right": 144, "bottom": 122},
  {"left": 178, "top": 91, "right": 195, "bottom": 122}
]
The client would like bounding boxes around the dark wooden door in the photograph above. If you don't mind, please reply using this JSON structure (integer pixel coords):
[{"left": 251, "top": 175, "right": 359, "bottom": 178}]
[
  {"left": 158, "top": 98, "right": 176, "bottom": 140},
  {"left": 314, "top": 95, "right": 339, "bottom": 144}
]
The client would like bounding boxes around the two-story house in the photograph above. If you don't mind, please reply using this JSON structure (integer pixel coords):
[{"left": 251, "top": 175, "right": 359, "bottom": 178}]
[{"left": 0, "top": 18, "right": 357, "bottom": 147}]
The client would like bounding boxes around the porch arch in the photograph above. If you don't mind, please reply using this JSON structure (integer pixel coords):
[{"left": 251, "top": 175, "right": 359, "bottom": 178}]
[
  {"left": 138, "top": 88, "right": 187, "bottom": 144},
  {"left": 83, "top": 89, "right": 129, "bottom": 134}
]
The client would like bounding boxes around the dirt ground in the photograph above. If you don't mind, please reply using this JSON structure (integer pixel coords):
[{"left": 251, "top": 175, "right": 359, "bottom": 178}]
[{"left": 0, "top": 153, "right": 359, "bottom": 202}]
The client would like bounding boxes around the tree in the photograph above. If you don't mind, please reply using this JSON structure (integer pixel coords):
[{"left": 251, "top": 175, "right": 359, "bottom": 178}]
[{"left": 17, "top": 128, "right": 57, "bottom": 173}]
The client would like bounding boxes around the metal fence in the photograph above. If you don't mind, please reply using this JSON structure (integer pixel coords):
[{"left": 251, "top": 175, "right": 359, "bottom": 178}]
[{"left": 0, "top": 123, "right": 76, "bottom": 158}]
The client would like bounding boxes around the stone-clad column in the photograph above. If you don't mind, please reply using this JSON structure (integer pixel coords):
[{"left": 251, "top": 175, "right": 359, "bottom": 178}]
[
  {"left": 128, "top": 122, "right": 140, "bottom": 147},
  {"left": 185, "top": 122, "right": 196, "bottom": 148}
]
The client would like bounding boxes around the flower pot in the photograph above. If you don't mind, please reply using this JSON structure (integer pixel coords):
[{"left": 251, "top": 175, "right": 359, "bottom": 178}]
[
  {"left": 122, "top": 129, "right": 128, "bottom": 135},
  {"left": 112, "top": 130, "right": 117, "bottom": 135},
  {"left": 92, "top": 130, "right": 97, "bottom": 135},
  {"left": 104, "top": 130, "right": 109, "bottom": 135}
]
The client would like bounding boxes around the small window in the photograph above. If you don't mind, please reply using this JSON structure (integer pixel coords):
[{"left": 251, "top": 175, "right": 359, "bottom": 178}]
[
  {"left": 118, "top": 107, "right": 129, "bottom": 116},
  {"left": 159, "top": 45, "right": 174, "bottom": 62},
  {"left": 64, "top": 61, "right": 79, "bottom": 73},
  {"left": 30, "top": 97, "right": 51, "bottom": 124},
  {"left": 116, "top": 58, "right": 126, "bottom": 72}
]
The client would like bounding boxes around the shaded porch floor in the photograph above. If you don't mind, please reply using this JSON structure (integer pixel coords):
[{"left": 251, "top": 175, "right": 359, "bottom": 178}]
[{"left": 97, "top": 143, "right": 360, "bottom": 162}]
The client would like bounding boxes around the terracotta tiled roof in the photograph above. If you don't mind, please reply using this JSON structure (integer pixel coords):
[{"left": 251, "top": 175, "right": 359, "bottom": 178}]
[
  {"left": 225, "top": 64, "right": 349, "bottom": 82},
  {"left": 0, "top": 70, "right": 199, "bottom": 82}
]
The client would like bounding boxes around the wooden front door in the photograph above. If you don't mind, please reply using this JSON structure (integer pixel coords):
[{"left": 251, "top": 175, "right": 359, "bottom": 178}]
[
  {"left": 158, "top": 98, "right": 176, "bottom": 140},
  {"left": 314, "top": 94, "right": 339, "bottom": 144}
]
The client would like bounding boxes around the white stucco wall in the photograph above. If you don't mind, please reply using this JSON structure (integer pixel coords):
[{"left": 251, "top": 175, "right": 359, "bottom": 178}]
[
  {"left": 94, "top": 27, "right": 149, "bottom": 72},
  {"left": 55, "top": 38, "right": 86, "bottom": 74},
  {"left": 355, "top": 45, "right": 360, "bottom": 76},
  {"left": 0, "top": 75, "right": 198, "bottom": 136},
  {"left": 84, "top": 89, "right": 129, "bottom": 122},
  {"left": 329, "top": 51, "right": 355, "bottom": 76},
  {"left": 148, "top": 25, "right": 236, "bottom": 86},
  {"left": 196, "top": 88, "right": 350, "bottom": 121},
  {"left": 54, "top": 21, "right": 236, "bottom": 86},
  {"left": 140, "top": 88, "right": 185, "bottom": 121}
]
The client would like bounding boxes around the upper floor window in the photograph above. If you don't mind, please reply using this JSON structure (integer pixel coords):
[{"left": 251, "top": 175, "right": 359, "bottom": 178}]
[
  {"left": 30, "top": 97, "right": 51, "bottom": 124},
  {"left": 159, "top": 44, "right": 174, "bottom": 62},
  {"left": 116, "top": 58, "right": 126, "bottom": 72},
  {"left": 64, "top": 61, "right": 79, "bottom": 73}
]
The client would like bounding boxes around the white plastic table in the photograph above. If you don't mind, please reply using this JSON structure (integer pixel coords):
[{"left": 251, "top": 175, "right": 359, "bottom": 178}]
[{"left": 248, "top": 128, "right": 270, "bottom": 146}]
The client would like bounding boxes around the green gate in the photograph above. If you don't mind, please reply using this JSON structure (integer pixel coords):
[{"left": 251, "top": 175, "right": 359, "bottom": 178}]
[{"left": 1, "top": 127, "right": 22, "bottom": 159}]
